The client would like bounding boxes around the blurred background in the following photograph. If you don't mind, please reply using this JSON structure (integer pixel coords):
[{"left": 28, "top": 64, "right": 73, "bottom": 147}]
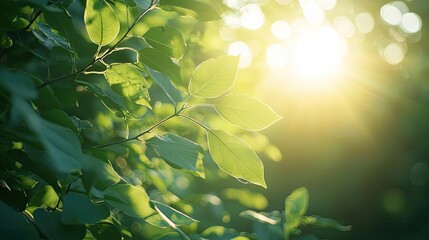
[{"left": 188, "top": 0, "right": 429, "bottom": 239}]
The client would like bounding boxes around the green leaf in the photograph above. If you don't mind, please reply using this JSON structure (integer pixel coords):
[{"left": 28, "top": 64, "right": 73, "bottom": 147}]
[
  {"left": 104, "top": 64, "right": 149, "bottom": 106},
  {"left": 134, "top": 0, "right": 152, "bottom": 9},
  {"left": 143, "top": 26, "right": 186, "bottom": 59},
  {"left": 284, "top": 187, "right": 309, "bottom": 239},
  {"left": 140, "top": 48, "right": 181, "bottom": 83},
  {"left": 223, "top": 188, "right": 268, "bottom": 210},
  {"left": 84, "top": 0, "right": 120, "bottom": 46},
  {"left": 146, "top": 67, "right": 182, "bottom": 103},
  {"left": 28, "top": 185, "right": 59, "bottom": 209},
  {"left": 0, "top": 200, "right": 39, "bottom": 240},
  {"left": 34, "top": 22, "right": 73, "bottom": 51},
  {"left": 159, "top": 0, "right": 224, "bottom": 22},
  {"left": 104, "top": 184, "right": 154, "bottom": 218},
  {"left": 201, "top": 226, "right": 241, "bottom": 240},
  {"left": 88, "top": 222, "right": 122, "bottom": 240},
  {"left": 214, "top": 94, "right": 282, "bottom": 131},
  {"left": 146, "top": 200, "right": 198, "bottom": 228},
  {"left": 146, "top": 133, "right": 203, "bottom": 172},
  {"left": 207, "top": 130, "right": 266, "bottom": 188},
  {"left": 306, "top": 215, "right": 351, "bottom": 231},
  {"left": 285, "top": 187, "right": 309, "bottom": 217},
  {"left": 189, "top": 55, "right": 239, "bottom": 98},
  {"left": 34, "top": 209, "right": 86, "bottom": 240},
  {"left": 0, "top": 68, "right": 37, "bottom": 100},
  {"left": 82, "top": 154, "right": 121, "bottom": 191},
  {"left": 61, "top": 192, "right": 110, "bottom": 224}
]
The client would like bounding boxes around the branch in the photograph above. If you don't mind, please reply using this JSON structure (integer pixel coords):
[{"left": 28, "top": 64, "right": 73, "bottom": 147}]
[{"left": 36, "top": 3, "right": 156, "bottom": 89}]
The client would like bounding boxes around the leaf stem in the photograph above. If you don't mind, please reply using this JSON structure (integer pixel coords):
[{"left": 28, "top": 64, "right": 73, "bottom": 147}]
[
  {"left": 36, "top": 3, "right": 156, "bottom": 89},
  {"left": 154, "top": 205, "right": 191, "bottom": 240}
]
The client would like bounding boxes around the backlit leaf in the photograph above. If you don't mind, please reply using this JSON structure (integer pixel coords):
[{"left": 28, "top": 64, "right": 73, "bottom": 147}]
[
  {"left": 214, "top": 94, "right": 282, "bottom": 131},
  {"left": 140, "top": 48, "right": 181, "bottom": 83},
  {"left": 189, "top": 55, "right": 239, "bottom": 98},
  {"left": 159, "top": 0, "right": 224, "bottom": 22},
  {"left": 146, "top": 67, "right": 182, "bottom": 103},
  {"left": 143, "top": 26, "right": 186, "bottom": 59},
  {"left": 84, "top": 0, "right": 120, "bottom": 46},
  {"left": 146, "top": 200, "right": 198, "bottom": 228},
  {"left": 207, "top": 130, "right": 266, "bottom": 188},
  {"left": 104, "top": 184, "right": 154, "bottom": 218}
]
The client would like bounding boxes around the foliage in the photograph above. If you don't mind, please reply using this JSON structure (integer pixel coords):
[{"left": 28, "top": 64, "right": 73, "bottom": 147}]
[{"left": 0, "top": 0, "right": 347, "bottom": 239}]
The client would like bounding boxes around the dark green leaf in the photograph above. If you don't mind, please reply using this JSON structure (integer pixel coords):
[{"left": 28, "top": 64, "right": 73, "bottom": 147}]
[
  {"left": 61, "top": 192, "right": 110, "bottom": 224},
  {"left": 82, "top": 154, "right": 121, "bottom": 191},
  {"left": 143, "top": 26, "right": 186, "bottom": 59},
  {"left": 146, "top": 133, "right": 203, "bottom": 172},
  {"left": 0, "top": 200, "right": 39, "bottom": 240},
  {"left": 88, "top": 222, "right": 122, "bottom": 240},
  {"left": 0, "top": 68, "right": 37, "bottom": 100},
  {"left": 207, "top": 130, "right": 266, "bottom": 188},
  {"left": 34, "top": 22, "right": 73, "bottom": 51},
  {"left": 146, "top": 67, "right": 183, "bottom": 103},
  {"left": 140, "top": 48, "right": 181, "bottom": 84},
  {"left": 104, "top": 184, "right": 154, "bottom": 218},
  {"left": 34, "top": 209, "right": 86, "bottom": 240}
]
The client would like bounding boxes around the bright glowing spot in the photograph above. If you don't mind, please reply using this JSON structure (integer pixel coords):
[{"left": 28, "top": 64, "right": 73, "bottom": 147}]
[
  {"left": 223, "top": 13, "right": 241, "bottom": 28},
  {"left": 266, "top": 44, "right": 288, "bottom": 69},
  {"left": 271, "top": 21, "right": 292, "bottom": 40},
  {"left": 228, "top": 41, "right": 252, "bottom": 68},
  {"left": 240, "top": 4, "right": 265, "bottom": 30},
  {"left": 400, "top": 12, "right": 422, "bottom": 34},
  {"left": 291, "top": 26, "right": 343, "bottom": 78},
  {"left": 383, "top": 43, "right": 405, "bottom": 65},
  {"left": 333, "top": 16, "right": 355, "bottom": 38},
  {"left": 380, "top": 4, "right": 402, "bottom": 26},
  {"left": 317, "top": 0, "right": 337, "bottom": 11},
  {"left": 225, "top": 0, "right": 241, "bottom": 8},
  {"left": 391, "top": 1, "right": 409, "bottom": 14},
  {"left": 303, "top": 3, "right": 325, "bottom": 25},
  {"left": 355, "top": 12, "right": 375, "bottom": 33},
  {"left": 299, "top": 0, "right": 315, "bottom": 9},
  {"left": 276, "top": 0, "right": 293, "bottom": 5}
]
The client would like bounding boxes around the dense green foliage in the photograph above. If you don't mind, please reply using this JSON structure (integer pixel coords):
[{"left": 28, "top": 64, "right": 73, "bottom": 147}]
[{"left": 0, "top": 0, "right": 348, "bottom": 239}]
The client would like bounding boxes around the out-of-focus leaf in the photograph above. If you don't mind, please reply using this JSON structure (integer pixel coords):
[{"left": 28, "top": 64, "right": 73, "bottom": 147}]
[
  {"left": 239, "top": 210, "right": 280, "bottom": 225},
  {"left": 0, "top": 200, "right": 39, "bottom": 239},
  {"left": 223, "top": 188, "right": 268, "bottom": 210},
  {"left": 61, "top": 192, "right": 110, "bottom": 224},
  {"left": 82, "top": 154, "right": 121, "bottom": 191},
  {"left": 284, "top": 187, "right": 309, "bottom": 239},
  {"left": 146, "top": 200, "right": 198, "bottom": 228},
  {"left": 146, "top": 67, "right": 183, "bottom": 103},
  {"left": 146, "top": 133, "right": 203, "bottom": 173},
  {"left": 143, "top": 26, "right": 186, "bottom": 59},
  {"left": 214, "top": 94, "right": 282, "bottom": 131},
  {"left": 104, "top": 184, "right": 154, "bottom": 218},
  {"left": 159, "top": 0, "right": 225, "bottom": 22},
  {"left": 201, "top": 226, "right": 242, "bottom": 240},
  {"left": 84, "top": 0, "right": 120, "bottom": 46},
  {"left": 140, "top": 48, "right": 181, "bottom": 83},
  {"left": 207, "top": 130, "right": 266, "bottom": 188},
  {"left": 189, "top": 55, "right": 239, "bottom": 98},
  {"left": 28, "top": 185, "right": 59, "bottom": 209},
  {"left": 34, "top": 209, "right": 86, "bottom": 240},
  {"left": 305, "top": 215, "right": 351, "bottom": 232}
]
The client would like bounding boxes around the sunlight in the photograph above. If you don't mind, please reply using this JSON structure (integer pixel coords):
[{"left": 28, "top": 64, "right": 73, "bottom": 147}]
[{"left": 290, "top": 26, "right": 346, "bottom": 83}]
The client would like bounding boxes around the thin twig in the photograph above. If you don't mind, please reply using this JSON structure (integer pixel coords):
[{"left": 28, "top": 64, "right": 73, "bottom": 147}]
[{"left": 37, "top": 3, "right": 156, "bottom": 89}]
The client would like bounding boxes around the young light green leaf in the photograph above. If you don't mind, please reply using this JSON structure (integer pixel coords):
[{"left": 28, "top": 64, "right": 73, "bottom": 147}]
[
  {"left": 104, "top": 184, "right": 154, "bottom": 218},
  {"left": 159, "top": 0, "right": 224, "bottom": 22},
  {"left": 104, "top": 64, "right": 149, "bottom": 106},
  {"left": 146, "top": 200, "right": 198, "bottom": 228},
  {"left": 143, "top": 26, "right": 186, "bottom": 59},
  {"left": 140, "top": 48, "right": 181, "bottom": 83},
  {"left": 61, "top": 192, "right": 110, "bottom": 225},
  {"left": 189, "top": 55, "right": 239, "bottom": 98},
  {"left": 207, "top": 130, "right": 266, "bottom": 188},
  {"left": 214, "top": 94, "right": 282, "bottom": 131},
  {"left": 284, "top": 187, "right": 309, "bottom": 239},
  {"left": 146, "top": 133, "right": 203, "bottom": 172},
  {"left": 34, "top": 209, "right": 86, "bottom": 240},
  {"left": 28, "top": 185, "right": 59, "bottom": 209},
  {"left": 84, "top": 0, "right": 120, "bottom": 46},
  {"left": 146, "top": 67, "right": 182, "bottom": 103},
  {"left": 285, "top": 187, "right": 309, "bottom": 217}
]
